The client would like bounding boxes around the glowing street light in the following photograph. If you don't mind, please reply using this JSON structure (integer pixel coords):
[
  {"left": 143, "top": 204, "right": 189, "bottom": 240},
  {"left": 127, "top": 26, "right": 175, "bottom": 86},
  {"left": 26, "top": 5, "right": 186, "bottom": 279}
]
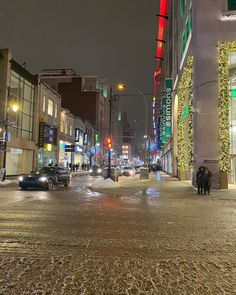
[{"left": 117, "top": 83, "right": 126, "bottom": 90}]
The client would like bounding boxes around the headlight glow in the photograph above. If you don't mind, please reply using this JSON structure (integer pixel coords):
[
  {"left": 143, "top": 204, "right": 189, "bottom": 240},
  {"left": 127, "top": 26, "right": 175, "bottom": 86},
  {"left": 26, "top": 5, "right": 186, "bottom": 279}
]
[
  {"left": 18, "top": 176, "right": 24, "bottom": 181},
  {"left": 39, "top": 176, "right": 48, "bottom": 182},
  {"left": 97, "top": 168, "right": 102, "bottom": 173},
  {"left": 89, "top": 169, "right": 93, "bottom": 173}
]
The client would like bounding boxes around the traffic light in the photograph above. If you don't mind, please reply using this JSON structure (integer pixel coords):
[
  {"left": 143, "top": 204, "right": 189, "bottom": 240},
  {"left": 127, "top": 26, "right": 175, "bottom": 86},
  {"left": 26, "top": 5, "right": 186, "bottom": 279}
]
[{"left": 106, "top": 137, "right": 112, "bottom": 149}]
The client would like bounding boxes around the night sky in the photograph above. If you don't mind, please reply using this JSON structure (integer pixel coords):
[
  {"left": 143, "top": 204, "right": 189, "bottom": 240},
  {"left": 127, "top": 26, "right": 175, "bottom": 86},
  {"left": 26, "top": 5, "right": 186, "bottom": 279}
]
[{"left": 0, "top": 0, "right": 159, "bottom": 142}]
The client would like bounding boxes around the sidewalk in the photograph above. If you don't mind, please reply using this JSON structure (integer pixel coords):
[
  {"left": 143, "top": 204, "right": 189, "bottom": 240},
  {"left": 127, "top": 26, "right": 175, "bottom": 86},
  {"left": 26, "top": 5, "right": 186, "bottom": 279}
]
[{"left": 91, "top": 171, "right": 236, "bottom": 199}]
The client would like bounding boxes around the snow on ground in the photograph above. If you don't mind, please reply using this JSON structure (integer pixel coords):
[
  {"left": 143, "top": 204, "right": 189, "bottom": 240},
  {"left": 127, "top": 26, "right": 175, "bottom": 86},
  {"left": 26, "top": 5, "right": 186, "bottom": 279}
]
[
  {"left": 0, "top": 179, "right": 17, "bottom": 187},
  {"left": 91, "top": 178, "right": 118, "bottom": 189},
  {"left": 91, "top": 174, "right": 154, "bottom": 196}
]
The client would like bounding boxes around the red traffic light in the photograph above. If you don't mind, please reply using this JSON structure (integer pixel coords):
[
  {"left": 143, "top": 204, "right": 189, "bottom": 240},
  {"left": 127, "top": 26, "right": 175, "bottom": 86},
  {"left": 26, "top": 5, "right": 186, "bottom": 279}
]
[{"left": 106, "top": 137, "right": 112, "bottom": 149}]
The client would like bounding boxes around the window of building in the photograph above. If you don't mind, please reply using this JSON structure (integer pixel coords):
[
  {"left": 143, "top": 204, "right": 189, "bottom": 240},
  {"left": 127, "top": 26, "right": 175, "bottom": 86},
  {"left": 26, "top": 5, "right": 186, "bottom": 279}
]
[
  {"left": 61, "top": 121, "right": 64, "bottom": 133},
  {"left": 42, "top": 96, "right": 46, "bottom": 112},
  {"left": 228, "top": 0, "right": 236, "bottom": 10},
  {"left": 65, "top": 123, "right": 68, "bottom": 134},
  {"left": 55, "top": 103, "right": 57, "bottom": 119},
  {"left": 10, "top": 70, "right": 34, "bottom": 141},
  {"left": 70, "top": 125, "right": 73, "bottom": 136},
  {"left": 48, "top": 99, "right": 53, "bottom": 116}
]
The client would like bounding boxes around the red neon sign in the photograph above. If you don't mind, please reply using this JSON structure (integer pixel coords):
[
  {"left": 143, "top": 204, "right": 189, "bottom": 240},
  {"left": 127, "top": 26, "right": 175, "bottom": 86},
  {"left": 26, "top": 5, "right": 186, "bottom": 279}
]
[{"left": 156, "top": 0, "right": 170, "bottom": 60}]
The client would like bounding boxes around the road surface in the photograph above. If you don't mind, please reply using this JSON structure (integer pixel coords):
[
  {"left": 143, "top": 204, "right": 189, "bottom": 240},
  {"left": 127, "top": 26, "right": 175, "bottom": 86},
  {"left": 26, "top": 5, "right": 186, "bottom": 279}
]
[{"left": 0, "top": 173, "right": 236, "bottom": 294}]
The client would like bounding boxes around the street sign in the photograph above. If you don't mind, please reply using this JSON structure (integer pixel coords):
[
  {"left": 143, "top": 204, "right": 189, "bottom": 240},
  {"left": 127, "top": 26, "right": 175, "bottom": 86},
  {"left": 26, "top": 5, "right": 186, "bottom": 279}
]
[
  {"left": 0, "top": 141, "right": 6, "bottom": 151},
  {"left": 0, "top": 168, "right": 6, "bottom": 182},
  {"left": 8, "top": 121, "right": 16, "bottom": 126},
  {"left": 65, "top": 144, "right": 75, "bottom": 152}
]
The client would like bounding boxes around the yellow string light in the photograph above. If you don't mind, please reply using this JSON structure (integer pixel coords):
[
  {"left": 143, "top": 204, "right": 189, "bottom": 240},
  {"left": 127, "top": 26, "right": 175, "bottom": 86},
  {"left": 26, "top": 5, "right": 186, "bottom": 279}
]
[
  {"left": 218, "top": 42, "right": 236, "bottom": 173},
  {"left": 177, "top": 56, "right": 193, "bottom": 171}
]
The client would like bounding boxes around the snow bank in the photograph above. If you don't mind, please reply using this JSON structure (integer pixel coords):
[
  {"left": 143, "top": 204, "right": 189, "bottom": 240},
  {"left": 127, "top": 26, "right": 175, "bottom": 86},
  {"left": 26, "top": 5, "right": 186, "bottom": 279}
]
[
  {"left": 91, "top": 178, "right": 117, "bottom": 189},
  {"left": 0, "top": 180, "right": 17, "bottom": 187}
]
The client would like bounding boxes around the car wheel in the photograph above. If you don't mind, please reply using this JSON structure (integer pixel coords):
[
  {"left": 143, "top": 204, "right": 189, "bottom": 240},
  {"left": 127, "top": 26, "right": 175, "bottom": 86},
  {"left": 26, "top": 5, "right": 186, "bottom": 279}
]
[
  {"left": 64, "top": 180, "right": 69, "bottom": 187},
  {"left": 20, "top": 186, "right": 27, "bottom": 190},
  {"left": 47, "top": 179, "right": 54, "bottom": 190}
]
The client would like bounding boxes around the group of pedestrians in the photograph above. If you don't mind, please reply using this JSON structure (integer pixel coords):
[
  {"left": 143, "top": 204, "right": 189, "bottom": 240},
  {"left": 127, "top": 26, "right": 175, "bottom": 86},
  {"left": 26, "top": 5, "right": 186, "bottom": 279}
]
[{"left": 196, "top": 166, "right": 212, "bottom": 195}]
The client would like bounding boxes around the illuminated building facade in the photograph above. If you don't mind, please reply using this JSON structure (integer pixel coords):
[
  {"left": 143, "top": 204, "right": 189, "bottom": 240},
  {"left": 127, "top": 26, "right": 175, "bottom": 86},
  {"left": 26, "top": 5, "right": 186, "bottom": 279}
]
[
  {"left": 0, "top": 49, "right": 37, "bottom": 175},
  {"left": 154, "top": 0, "right": 236, "bottom": 188}
]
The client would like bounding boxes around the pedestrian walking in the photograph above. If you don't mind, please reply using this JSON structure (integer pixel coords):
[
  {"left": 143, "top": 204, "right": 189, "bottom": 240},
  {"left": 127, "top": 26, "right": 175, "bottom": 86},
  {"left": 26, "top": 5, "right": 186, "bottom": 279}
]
[
  {"left": 196, "top": 166, "right": 205, "bottom": 195},
  {"left": 75, "top": 163, "right": 79, "bottom": 172},
  {"left": 204, "top": 167, "right": 212, "bottom": 195}
]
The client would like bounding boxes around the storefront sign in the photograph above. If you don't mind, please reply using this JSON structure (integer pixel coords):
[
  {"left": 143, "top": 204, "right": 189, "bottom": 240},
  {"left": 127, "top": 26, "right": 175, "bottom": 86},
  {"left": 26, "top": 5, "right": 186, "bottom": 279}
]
[
  {"left": 165, "top": 79, "right": 172, "bottom": 137},
  {"left": 161, "top": 97, "right": 167, "bottom": 144},
  {"left": 65, "top": 144, "right": 75, "bottom": 152},
  {"left": 44, "top": 125, "right": 57, "bottom": 144},
  {"left": 38, "top": 122, "right": 45, "bottom": 148},
  {"left": 75, "top": 129, "right": 80, "bottom": 142},
  {"left": 11, "top": 148, "right": 23, "bottom": 155},
  {"left": 83, "top": 133, "right": 88, "bottom": 145}
]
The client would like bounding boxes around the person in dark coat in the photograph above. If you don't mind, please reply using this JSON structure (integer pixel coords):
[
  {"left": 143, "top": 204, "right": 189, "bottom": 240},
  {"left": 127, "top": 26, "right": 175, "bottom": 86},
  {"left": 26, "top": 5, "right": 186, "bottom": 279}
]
[
  {"left": 75, "top": 164, "right": 79, "bottom": 172},
  {"left": 204, "top": 168, "right": 212, "bottom": 195},
  {"left": 196, "top": 166, "right": 205, "bottom": 194}
]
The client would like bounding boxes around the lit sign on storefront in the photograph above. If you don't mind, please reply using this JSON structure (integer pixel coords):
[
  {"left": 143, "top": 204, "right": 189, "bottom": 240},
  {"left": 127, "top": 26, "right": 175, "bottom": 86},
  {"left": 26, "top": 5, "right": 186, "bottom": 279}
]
[
  {"left": 83, "top": 133, "right": 88, "bottom": 145},
  {"left": 45, "top": 144, "right": 52, "bottom": 152},
  {"left": 75, "top": 129, "right": 80, "bottom": 142},
  {"left": 38, "top": 121, "right": 45, "bottom": 148},
  {"left": 44, "top": 125, "right": 57, "bottom": 144},
  {"left": 165, "top": 78, "right": 172, "bottom": 137}
]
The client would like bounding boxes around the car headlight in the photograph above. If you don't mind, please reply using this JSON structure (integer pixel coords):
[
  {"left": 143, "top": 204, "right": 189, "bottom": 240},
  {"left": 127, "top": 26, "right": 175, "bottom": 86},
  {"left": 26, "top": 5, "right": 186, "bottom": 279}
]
[
  {"left": 97, "top": 168, "right": 102, "bottom": 173},
  {"left": 89, "top": 169, "right": 93, "bottom": 173},
  {"left": 39, "top": 176, "right": 48, "bottom": 182},
  {"left": 18, "top": 176, "right": 24, "bottom": 181}
]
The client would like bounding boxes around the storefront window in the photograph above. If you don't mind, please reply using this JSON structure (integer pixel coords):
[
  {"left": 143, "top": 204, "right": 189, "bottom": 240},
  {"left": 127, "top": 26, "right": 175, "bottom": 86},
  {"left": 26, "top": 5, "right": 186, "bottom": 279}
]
[
  {"left": 228, "top": 0, "right": 236, "bottom": 10},
  {"left": 6, "top": 148, "right": 33, "bottom": 175}
]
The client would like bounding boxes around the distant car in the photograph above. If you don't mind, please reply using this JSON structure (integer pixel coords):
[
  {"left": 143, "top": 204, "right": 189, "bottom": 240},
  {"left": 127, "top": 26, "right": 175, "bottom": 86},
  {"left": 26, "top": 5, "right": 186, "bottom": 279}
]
[
  {"left": 18, "top": 166, "right": 71, "bottom": 190},
  {"left": 123, "top": 166, "right": 136, "bottom": 177},
  {"left": 89, "top": 165, "right": 103, "bottom": 176},
  {"left": 113, "top": 166, "right": 123, "bottom": 176}
]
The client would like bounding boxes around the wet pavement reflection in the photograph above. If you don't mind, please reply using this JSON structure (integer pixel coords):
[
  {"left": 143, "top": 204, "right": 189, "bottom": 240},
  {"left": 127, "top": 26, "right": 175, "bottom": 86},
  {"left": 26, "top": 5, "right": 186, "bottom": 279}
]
[{"left": 0, "top": 173, "right": 236, "bottom": 294}]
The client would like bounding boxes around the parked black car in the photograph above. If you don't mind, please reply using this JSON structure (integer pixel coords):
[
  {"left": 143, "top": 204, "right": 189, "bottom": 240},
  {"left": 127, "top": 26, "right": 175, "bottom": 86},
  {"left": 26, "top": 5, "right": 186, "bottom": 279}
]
[{"left": 18, "top": 166, "right": 71, "bottom": 190}]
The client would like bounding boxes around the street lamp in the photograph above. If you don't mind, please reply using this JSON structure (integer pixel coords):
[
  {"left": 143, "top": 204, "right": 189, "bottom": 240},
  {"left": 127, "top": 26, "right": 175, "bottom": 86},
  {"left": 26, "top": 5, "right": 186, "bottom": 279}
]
[
  {"left": 117, "top": 83, "right": 149, "bottom": 166},
  {"left": 1, "top": 100, "right": 19, "bottom": 182},
  {"left": 107, "top": 87, "right": 119, "bottom": 179}
]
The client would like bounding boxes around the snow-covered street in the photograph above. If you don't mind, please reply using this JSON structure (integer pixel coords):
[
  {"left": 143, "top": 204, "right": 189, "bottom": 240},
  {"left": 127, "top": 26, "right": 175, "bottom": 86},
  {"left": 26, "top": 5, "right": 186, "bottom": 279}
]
[{"left": 0, "top": 172, "right": 236, "bottom": 294}]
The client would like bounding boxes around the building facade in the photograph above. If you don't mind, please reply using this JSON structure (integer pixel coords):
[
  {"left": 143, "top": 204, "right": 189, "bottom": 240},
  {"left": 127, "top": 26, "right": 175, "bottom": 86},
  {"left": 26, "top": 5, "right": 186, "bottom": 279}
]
[
  {"left": 36, "top": 81, "right": 61, "bottom": 167},
  {"left": 155, "top": 0, "right": 236, "bottom": 188},
  {"left": 0, "top": 49, "right": 37, "bottom": 175},
  {"left": 59, "top": 108, "right": 74, "bottom": 168}
]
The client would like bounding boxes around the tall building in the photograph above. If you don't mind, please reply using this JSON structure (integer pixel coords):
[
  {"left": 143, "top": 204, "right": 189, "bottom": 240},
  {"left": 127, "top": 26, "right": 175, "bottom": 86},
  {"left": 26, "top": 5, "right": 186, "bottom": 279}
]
[
  {"left": 155, "top": 0, "right": 236, "bottom": 188},
  {"left": 40, "top": 70, "right": 110, "bottom": 161}
]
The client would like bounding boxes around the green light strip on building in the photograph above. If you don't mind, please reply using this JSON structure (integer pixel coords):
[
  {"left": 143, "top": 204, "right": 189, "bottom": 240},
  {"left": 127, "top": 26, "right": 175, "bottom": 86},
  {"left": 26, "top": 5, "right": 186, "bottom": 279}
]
[{"left": 232, "top": 88, "right": 236, "bottom": 98}]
